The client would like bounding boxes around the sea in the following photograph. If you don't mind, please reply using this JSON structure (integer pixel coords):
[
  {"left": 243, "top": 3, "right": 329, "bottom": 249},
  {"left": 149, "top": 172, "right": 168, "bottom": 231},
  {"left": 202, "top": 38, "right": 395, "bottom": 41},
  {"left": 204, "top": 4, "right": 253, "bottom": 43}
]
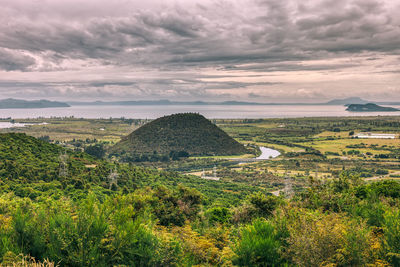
[{"left": 1, "top": 105, "right": 400, "bottom": 119}]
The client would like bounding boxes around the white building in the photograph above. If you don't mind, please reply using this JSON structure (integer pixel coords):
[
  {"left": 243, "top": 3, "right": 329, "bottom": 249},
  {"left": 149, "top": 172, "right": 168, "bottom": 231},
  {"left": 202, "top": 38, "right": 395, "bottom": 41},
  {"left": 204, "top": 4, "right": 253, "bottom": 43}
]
[{"left": 355, "top": 132, "right": 396, "bottom": 139}]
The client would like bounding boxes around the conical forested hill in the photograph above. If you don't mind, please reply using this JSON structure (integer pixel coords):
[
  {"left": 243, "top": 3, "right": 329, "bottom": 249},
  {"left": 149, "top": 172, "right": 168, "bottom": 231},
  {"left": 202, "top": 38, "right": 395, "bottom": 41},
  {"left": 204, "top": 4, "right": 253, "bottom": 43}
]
[{"left": 111, "top": 113, "right": 247, "bottom": 158}]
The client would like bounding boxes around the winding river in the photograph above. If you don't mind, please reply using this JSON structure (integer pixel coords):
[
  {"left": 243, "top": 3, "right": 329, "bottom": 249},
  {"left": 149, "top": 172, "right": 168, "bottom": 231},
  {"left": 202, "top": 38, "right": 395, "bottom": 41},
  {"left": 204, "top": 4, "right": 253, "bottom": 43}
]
[
  {"left": 236, "top": 146, "right": 280, "bottom": 163},
  {"left": 256, "top": 146, "right": 281, "bottom": 160}
]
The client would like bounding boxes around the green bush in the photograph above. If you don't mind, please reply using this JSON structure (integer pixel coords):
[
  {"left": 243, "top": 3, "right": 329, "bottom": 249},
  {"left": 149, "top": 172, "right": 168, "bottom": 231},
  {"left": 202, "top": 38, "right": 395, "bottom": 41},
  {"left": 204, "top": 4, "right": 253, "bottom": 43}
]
[
  {"left": 233, "top": 219, "right": 282, "bottom": 266},
  {"left": 383, "top": 209, "right": 400, "bottom": 266},
  {"left": 205, "top": 207, "right": 231, "bottom": 224}
]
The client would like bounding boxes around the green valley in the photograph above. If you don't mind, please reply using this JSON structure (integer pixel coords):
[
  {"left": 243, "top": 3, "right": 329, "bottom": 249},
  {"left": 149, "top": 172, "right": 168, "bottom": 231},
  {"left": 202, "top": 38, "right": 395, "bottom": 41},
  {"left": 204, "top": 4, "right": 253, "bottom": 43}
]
[{"left": 1, "top": 115, "right": 400, "bottom": 266}]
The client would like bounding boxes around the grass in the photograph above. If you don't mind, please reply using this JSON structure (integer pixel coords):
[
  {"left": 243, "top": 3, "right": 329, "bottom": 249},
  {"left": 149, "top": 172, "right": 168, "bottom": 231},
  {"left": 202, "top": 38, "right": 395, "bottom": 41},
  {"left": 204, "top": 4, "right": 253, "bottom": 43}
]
[
  {"left": 316, "top": 131, "right": 355, "bottom": 138},
  {"left": 267, "top": 168, "right": 332, "bottom": 178},
  {"left": 299, "top": 138, "right": 396, "bottom": 155},
  {"left": 0, "top": 118, "right": 140, "bottom": 142},
  {"left": 316, "top": 130, "right": 399, "bottom": 138},
  {"left": 192, "top": 153, "right": 255, "bottom": 159}
]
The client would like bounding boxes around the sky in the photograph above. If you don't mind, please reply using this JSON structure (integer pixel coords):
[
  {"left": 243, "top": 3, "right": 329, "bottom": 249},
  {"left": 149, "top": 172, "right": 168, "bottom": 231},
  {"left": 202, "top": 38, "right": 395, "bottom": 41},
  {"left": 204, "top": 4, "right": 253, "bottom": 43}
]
[{"left": 0, "top": 0, "right": 400, "bottom": 103}]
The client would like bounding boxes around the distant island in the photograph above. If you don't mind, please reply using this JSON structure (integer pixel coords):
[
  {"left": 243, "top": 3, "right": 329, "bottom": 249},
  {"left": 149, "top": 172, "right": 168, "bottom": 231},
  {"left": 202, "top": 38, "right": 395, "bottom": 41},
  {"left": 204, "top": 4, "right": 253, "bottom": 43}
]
[
  {"left": 0, "top": 98, "right": 70, "bottom": 109},
  {"left": 346, "top": 103, "right": 400, "bottom": 112}
]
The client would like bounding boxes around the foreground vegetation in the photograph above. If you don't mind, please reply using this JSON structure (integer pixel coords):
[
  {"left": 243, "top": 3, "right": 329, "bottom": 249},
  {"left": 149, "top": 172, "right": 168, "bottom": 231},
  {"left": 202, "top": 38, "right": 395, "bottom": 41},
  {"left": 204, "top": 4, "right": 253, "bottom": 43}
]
[{"left": 1, "top": 164, "right": 400, "bottom": 265}]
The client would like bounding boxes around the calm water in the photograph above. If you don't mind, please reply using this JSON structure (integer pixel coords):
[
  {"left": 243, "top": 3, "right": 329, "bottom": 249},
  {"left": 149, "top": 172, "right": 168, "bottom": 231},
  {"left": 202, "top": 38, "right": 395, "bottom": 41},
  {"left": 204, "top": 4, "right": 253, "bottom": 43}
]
[
  {"left": 0, "top": 122, "right": 48, "bottom": 128},
  {"left": 1, "top": 105, "right": 400, "bottom": 119},
  {"left": 256, "top": 147, "right": 281, "bottom": 160}
]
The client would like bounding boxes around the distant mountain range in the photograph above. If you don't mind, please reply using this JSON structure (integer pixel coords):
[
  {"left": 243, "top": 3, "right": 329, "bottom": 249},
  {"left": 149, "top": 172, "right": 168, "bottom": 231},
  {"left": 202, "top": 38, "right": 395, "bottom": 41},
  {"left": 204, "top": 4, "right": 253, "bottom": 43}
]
[
  {"left": 2, "top": 97, "right": 400, "bottom": 108},
  {"left": 325, "top": 97, "right": 369, "bottom": 105},
  {"left": 0, "top": 98, "right": 70, "bottom": 109},
  {"left": 67, "top": 97, "right": 386, "bottom": 106},
  {"left": 68, "top": 100, "right": 282, "bottom": 106}
]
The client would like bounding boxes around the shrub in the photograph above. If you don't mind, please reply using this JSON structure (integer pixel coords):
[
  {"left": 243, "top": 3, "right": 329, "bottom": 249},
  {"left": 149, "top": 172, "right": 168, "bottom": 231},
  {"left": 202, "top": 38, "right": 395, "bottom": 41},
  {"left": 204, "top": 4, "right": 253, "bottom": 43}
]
[
  {"left": 285, "top": 211, "right": 376, "bottom": 266},
  {"left": 248, "top": 193, "right": 279, "bottom": 218},
  {"left": 172, "top": 224, "right": 221, "bottom": 266},
  {"left": 382, "top": 209, "right": 400, "bottom": 266},
  {"left": 84, "top": 144, "right": 105, "bottom": 159},
  {"left": 232, "top": 219, "right": 282, "bottom": 266},
  {"left": 205, "top": 207, "right": 231, "bottom": 224}
]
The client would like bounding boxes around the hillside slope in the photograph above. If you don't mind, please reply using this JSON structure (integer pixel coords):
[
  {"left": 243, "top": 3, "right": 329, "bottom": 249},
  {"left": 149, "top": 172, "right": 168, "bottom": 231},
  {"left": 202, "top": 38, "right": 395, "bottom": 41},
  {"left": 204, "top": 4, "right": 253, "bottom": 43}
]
[
  {"left": 0, "top": 133, "right": 261, "bottom": 205},
  {"left": 111, "top": 113, "right": 247, "bottom": 157},
  {"left": 0, "top": 133, "right": 93, "bottom": 183},
  {"left": 0, "top": 133, "right": 164, "bottom": 195}
]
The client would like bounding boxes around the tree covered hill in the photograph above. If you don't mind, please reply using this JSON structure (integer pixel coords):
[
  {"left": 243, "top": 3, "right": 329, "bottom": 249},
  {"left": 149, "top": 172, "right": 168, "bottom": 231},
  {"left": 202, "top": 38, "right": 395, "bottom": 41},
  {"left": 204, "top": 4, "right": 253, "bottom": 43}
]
[
  {"left": 0, "top": 133, "right": 65, "bottom": 182},
  {"left": 0, "top": 133, "right": 95, "bottom": 183},
  {"left": 0, "top": 133, "right": 172, "bottom": 195},
  {"left": 0, "top": 133, "right": 260, "bottom": 204},
  {"left": 111, "top": 113, "right": 248, "bottom": 159}
]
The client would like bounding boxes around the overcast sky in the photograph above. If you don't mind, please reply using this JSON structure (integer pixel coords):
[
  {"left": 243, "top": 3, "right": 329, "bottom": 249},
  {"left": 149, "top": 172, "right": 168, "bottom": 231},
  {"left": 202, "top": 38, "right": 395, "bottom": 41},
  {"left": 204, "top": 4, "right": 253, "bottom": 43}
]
[{"left": 1, "top": 0, "right": 400, "bottom": 102}]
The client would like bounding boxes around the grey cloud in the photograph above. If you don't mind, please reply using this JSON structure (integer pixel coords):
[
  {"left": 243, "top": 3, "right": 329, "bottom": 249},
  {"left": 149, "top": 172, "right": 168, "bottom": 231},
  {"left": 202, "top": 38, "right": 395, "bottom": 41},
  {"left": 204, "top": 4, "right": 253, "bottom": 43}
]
[
  {"left": 221, "top": 61, "right": 360, "bottom": 72},
  {"left": 0, "top": 81, "right": 38, "bottom": 87},
  {"left": 1, "top": 0, "right": 399, "bottom": 71},
  {"left": 147, "top": 78, "right": 282, "bottom": 90},
  {"left": 89, "top": 81, "right": 137, "bottom": 87},
  {"left": 0, "top": 0, "right": 399, "bottom": 102},
  {"left": 140, "top": 10, "right": 203, "bottom": 38},
  {"left": 0, "top": 48, "right": 36, "bottom": 71},
  {"left": 0, "top": 77, "right": 282, "bottom": 100},
  {"left": 248, "top": 92, "right": 262, "bottom": 98},
  {"left": 294, "top": 0, "right": 400, "bottom": 53}
]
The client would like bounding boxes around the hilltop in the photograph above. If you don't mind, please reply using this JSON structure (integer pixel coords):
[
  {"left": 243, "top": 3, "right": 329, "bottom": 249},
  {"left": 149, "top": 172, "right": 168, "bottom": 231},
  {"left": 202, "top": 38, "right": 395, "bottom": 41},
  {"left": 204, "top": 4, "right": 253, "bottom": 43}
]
[
  {"left": 0, "top": 98, "right": 70, "bottom": 109},
  {"left": 111, "top": 113, "right": 248, "bottom": 159}
]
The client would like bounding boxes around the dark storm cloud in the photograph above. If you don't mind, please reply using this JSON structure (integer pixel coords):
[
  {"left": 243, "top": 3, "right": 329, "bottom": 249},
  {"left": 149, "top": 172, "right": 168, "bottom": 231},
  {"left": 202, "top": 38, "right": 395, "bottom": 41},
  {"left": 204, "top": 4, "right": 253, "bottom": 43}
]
[
  {"left": 0, "top": 48, "right": 36, "bottom": 71},
  {"left": 1, "top": 0, "right": 398, "bottom": 71},
  {"left": 294, "top": 0, "right": 400, "bottom": 53}
]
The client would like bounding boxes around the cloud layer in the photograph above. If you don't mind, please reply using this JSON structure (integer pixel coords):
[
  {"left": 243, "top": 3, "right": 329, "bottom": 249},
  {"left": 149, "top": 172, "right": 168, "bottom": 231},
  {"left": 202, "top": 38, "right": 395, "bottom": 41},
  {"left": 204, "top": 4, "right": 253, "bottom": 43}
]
[{"left": 0, "top": 0, "right": 400, "bottom": 101}]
